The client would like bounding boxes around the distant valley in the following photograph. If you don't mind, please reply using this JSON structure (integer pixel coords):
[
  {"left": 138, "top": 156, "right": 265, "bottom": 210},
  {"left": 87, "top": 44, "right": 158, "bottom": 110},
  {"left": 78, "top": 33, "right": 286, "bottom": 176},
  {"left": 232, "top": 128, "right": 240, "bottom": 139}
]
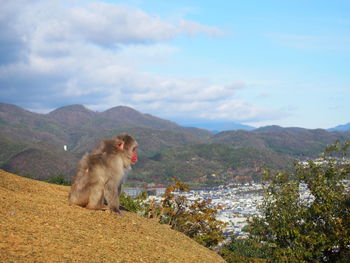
[{"left": 0, "top": 102, "right": 349, "bottom": 187}]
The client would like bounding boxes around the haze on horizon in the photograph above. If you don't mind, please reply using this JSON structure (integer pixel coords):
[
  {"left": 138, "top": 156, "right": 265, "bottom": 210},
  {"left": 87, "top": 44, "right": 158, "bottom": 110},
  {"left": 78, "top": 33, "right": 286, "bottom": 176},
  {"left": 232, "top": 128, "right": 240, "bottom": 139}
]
[{"left": 0, "top": 0, "right": 349, "bottom": 129}]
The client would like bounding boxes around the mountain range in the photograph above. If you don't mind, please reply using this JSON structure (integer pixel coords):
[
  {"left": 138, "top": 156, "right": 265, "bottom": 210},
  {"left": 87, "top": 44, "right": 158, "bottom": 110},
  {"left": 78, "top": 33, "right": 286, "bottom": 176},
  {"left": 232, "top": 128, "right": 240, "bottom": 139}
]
[
  {"left": 177, "top": 121, "right": 255, "bottom": 133},
  {"left": 328, "top": 122, "right": 350, "bottom": 132},
  {"left": 0, "top": 102, "right": 349, "bottom": 186}
]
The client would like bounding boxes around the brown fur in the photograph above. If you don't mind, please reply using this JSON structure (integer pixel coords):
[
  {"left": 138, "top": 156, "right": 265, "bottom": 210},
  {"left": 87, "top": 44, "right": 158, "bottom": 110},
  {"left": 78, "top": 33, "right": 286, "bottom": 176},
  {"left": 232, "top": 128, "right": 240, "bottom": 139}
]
[{"left": 68, "top": 134, "right": 137, "bottom": 214}]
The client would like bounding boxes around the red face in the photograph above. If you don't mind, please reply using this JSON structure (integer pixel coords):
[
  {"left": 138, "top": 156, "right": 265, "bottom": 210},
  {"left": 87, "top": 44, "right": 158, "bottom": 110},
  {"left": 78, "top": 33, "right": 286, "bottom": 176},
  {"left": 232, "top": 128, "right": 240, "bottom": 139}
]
[{"left": 131, "top": 148, "right": 138, "bottom": 164}]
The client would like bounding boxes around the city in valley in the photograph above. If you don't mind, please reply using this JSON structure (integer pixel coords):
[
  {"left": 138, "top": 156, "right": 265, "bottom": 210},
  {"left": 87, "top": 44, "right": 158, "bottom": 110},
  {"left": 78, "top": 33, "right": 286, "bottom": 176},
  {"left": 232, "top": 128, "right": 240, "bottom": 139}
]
[
  {"left": 126, "top": 183, "right": 264, "bottom": 239},
  {"left": 183, "top": 184, "right": 264, "bottom": 239},
  {"left": 126, "top": 177, "right": 350, "bottom": 240}
]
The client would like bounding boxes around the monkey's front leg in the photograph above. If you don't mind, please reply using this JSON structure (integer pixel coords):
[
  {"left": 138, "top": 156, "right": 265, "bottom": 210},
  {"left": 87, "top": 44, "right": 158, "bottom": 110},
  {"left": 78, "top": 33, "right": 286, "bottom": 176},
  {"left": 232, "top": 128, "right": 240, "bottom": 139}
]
[{"left": 104, "top": 179, "right": 122, "bottom": 215}]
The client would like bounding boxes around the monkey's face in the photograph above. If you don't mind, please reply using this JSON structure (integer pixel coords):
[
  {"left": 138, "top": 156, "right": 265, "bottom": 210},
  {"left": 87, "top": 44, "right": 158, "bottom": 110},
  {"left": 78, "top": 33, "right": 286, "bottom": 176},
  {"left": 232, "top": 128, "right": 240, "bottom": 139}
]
[
  {"left": 114, "top": 134, "right": 138, "bottom": 166},
  {"left": 130, "top": 145, "right": 138, "bottom": 164}
]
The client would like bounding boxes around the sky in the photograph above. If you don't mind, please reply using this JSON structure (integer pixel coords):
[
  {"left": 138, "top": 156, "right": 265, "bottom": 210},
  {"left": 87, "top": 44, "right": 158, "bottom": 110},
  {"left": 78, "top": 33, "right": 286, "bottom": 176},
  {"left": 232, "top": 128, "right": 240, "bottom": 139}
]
[{"left": 0, "top": 0, "right": 349, "bottom": 129}]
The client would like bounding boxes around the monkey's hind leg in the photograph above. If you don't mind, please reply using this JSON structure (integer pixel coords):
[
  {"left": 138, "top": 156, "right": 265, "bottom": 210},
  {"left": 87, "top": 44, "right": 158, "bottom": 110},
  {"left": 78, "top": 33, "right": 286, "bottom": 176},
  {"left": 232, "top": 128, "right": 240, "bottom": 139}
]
[
  {"left": 86, "top": 184, "right": 108, "bottom": 211},
  {"left": 68, "top": 189, "right": 89, "bottom": 207}
]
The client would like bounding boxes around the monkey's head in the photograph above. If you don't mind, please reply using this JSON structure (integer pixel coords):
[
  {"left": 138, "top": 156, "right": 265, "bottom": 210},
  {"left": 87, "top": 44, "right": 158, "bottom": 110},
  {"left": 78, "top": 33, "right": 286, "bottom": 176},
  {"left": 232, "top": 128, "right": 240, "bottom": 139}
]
[{"left": 114, "top": 134, "right": 138, "bottom": 166}]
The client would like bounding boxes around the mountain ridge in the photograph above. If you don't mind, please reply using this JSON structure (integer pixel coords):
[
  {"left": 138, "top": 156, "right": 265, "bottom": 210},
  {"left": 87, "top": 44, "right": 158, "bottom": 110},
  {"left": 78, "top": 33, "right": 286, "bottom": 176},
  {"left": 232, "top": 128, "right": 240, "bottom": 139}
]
[
  {"left": 328, "top": 122, "right": 350, "bottom": 131},
  {"left": 1, "top": 102, "right": 350, "bottom": 186},
  {"left": 179, "top": 121, "right": 255, "bottom": 133},
  {"left": 48, "top": 104, "right": 97, "bottom": 127}
]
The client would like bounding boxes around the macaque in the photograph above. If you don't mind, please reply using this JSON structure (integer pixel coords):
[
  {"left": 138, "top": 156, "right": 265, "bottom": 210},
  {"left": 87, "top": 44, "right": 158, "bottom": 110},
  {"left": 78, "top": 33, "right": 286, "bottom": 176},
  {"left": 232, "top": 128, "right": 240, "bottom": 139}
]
[
  {"left": 91, "top": 134, "right": 136, "bottom": 195},
  {"left": 68, "top": 134, "right": 138, "bottom": 214}
]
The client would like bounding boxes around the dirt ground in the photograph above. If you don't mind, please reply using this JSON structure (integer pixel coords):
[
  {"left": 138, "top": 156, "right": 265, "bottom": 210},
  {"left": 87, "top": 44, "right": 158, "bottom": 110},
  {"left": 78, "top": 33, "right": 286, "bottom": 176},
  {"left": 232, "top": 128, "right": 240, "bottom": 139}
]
[{"left": 0, "top": 170, "right": 225, "bottom": 263}]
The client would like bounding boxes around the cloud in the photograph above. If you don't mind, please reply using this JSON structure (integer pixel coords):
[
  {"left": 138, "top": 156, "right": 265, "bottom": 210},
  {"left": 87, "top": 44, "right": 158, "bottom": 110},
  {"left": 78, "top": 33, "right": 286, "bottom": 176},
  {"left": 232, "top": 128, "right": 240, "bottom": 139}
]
[
  {"left": 0, "top": 0, "right": 285, "bottom": 124},
  {"left": 0, "top": 1, "right": 29, "bottom": 65},
  {"left": 66, "top": 3, "right": 176, "bottom": 45},
  {"left": 178, "top": 19, "right": 224, "bottom": 37}
]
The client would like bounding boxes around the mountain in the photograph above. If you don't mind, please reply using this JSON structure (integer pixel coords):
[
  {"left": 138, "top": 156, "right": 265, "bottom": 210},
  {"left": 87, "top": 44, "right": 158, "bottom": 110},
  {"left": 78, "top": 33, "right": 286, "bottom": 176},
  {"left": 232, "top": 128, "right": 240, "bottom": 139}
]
[
  {"left": 0, "top": 102, "right": 211, "bottom": 181},
  {"left": 133, "top": 143, "right": 293, "bottom": 186},
  {"left": 211, "top": 125, "right": 350, "bottom": 158},
  {"left": 99, "top": 106, "right": 212, "bottom": 137},
  {"left": 47, "top": 104, "right": 212, "bottom": 139},
  {"left": 328, "top": 122, "right": 350, "bottom": 131},
  {"left": 48, "top": 104, "right": 97, "bottom": 127},
  {"left": 0, "top": 170, "right": 225, "bottom": 263},
  {"left": 134, "top": 125, "right": 350, "bottom": 186},
  {"left": 179, "top": 120, "right": 255, "bottom": 133},
  {"left": 0, "top": 102, "right": 69, "bottom": 145},
  {"left": 1, "top": 141, "right": 78, "bottom": 180},
  {"left": 1, "top": 102, "right": 350, "bottom": 186}
]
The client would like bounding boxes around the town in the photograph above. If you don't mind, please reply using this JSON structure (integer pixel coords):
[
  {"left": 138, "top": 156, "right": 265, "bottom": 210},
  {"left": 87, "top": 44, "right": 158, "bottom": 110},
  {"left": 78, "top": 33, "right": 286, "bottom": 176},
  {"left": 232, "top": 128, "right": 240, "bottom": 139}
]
[
  {"left": 177, "top": 184, "right": 264, "bottom": 239},
  {"left": 126, "top": 183, "right": 264, "bottom": 239},
  {"left": 126, "top": 176, "right": 350, "bottom": 241}
]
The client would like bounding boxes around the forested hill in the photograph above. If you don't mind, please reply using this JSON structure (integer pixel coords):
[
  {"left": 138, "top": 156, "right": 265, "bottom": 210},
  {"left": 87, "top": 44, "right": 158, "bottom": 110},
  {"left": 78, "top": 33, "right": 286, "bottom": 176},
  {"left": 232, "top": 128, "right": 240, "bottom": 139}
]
[
  {"left": 210, "top": 126, "right": 350, "bottom": 158},
  {"left": 1, "top": 102, "right": 349, "bottom": 186},
  {"left": 0, "top": 170, "right": 225, "bottom": 262}
]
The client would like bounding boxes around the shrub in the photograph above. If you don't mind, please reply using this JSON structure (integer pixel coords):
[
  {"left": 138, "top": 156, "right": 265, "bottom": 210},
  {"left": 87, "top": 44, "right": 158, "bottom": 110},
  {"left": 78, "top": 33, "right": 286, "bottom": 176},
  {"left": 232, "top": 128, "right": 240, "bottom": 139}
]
[
  {"left": 219, "top": 237, "right": 269, "bottom": 262},
  {"left": 143, "top": 178, "right": 227, "bottom": 249},
  {"left": 120, "top": 191, "right": 148, "bottom": 213},
  {"left": 46, "top": 174, "right": 70, "bottom": 185}
]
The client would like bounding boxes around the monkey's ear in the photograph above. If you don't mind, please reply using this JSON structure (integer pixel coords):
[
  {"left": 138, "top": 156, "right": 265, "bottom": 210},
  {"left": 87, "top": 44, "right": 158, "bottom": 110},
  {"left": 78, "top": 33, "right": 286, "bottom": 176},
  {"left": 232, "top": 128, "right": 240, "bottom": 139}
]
[{"left": 116, "top": 141, "right": 124, "bottom": 150}]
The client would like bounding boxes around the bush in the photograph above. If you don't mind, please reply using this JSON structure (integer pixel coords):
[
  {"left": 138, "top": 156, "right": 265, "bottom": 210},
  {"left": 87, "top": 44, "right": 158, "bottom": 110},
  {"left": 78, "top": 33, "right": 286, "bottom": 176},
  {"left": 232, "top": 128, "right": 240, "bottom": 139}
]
[
  {"left": 222, "top": 238, "right": 269, "bottom": 258},
  {"left": 248, "top": 141, "right": 350, "bottom": 262},
  {"left": 143, "top": 178, "right": 227, "bottom": 249},
  {"left": 120, "top": 191, "right": 148, "bottom": 213},
  {"left": 219, "top": 237, "right": 269, "bottom": 262},
  {"left": 46, "top": 174, "right": 70, "bottom": 185},
  {"left": 219, "top": 247, "right": 267, "bottom": 263}
]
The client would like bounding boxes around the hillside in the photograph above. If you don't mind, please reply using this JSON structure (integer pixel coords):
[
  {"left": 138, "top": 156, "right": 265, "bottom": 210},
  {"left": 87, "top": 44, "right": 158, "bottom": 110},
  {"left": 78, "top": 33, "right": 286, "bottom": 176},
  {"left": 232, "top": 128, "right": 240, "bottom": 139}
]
[
  {"left": 0, "top": 170, "right": 225, "bottom": 263},
  {"left": 329, "top": 122, "right": 350, "bottom": 131},
  {"left": 1, "top": 102, "right": 350, "bottom": 186},
  {"left": 0, "top": 102, "right": 210, "bottom": 181},
  {"left": 211, "top": 126, "right": 350, "bottom": 158},
  {"left": 133, "top": 144, "right": 292, "bottom": 186}
]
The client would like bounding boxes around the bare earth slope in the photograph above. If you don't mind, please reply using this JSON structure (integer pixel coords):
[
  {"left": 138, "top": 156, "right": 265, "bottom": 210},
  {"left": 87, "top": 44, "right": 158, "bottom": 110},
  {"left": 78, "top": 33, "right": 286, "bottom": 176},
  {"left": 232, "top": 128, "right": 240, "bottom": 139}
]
[{"left": 0, "top": 170, "right": 225, "bottom": 263}]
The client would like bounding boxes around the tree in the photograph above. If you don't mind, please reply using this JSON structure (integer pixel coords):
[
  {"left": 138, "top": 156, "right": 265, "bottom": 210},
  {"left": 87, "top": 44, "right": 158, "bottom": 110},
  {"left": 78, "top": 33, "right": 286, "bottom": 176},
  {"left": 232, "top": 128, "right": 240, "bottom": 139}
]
[
  {"left": 143, "top": 178, "right": 227, "bottom": 249},
  {"left": 248, "top": 141, "right": 350, "bottom": 262},
  {"left": 219, "top": 237, "right": 269, "bottom": 262}
]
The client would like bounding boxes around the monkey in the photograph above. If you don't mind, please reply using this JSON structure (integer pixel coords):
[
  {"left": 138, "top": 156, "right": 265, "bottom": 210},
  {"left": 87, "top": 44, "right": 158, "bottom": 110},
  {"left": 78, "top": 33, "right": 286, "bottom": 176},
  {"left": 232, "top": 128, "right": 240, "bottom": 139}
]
[
  {"left": 90, "top": 134, "right": 137, "bottom": 197},
  {"left": 68, "top": 134, "right": 138, "bottom": 214}
]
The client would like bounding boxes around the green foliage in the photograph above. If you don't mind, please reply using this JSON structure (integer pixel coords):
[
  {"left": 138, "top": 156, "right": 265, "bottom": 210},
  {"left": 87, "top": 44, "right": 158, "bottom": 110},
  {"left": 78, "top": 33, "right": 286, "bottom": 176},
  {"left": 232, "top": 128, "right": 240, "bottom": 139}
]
[
  {"left": 220, "top": 238, "right": 270, "bottom": 260},
  {"left": 143, "top": 178, "right": 227, "bottom": 249},
  {"left": 134, "top": 143, "right": 292, "bottom": 186},
  {"left": 219, "top": 247, "right": 267, "bottom": 263},
  {"left": 120, "top": 191, "right": 148, "bottom": 213},
  {"left": 248, "top": 141, "right": 350, "bottom": 262},
  {"left": 46, "top": 174, "right": 71, "bottom": 186}
]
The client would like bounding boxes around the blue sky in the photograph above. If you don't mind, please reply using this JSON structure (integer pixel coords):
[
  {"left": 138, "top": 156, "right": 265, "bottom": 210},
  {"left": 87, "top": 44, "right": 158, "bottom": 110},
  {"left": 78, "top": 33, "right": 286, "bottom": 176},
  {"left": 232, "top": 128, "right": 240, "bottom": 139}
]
[{"left": 0, "top": 0, "right": 349, "bottom": 129}]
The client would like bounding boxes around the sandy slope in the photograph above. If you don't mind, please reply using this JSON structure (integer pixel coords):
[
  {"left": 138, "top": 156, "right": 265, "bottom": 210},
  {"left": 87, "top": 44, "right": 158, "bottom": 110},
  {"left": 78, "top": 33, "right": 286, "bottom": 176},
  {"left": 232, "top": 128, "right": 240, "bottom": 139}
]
[{"left": 0, "top": 170, "right": 225, "bottom": 263}]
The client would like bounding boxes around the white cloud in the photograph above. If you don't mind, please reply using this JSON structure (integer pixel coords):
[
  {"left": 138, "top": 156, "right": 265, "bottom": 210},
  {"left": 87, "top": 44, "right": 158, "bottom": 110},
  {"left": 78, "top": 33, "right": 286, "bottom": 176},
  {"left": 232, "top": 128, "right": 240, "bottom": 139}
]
[
  {"left": 0, "top": 0, "right": 285, "bottom": 124},
  {"left": 66, "top": 3, "right": 176, "bottom": 45},
  {"left": 178, "top": 19, "right": 225, "bottom": 37}
]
